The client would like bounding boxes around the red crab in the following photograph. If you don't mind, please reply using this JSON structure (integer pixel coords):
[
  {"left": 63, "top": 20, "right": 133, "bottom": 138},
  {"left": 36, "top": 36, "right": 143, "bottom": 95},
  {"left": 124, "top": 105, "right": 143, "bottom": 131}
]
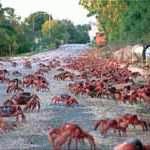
[
  {"left": 51, "top": 94, "right": 79, "bottom": 106},
  {"left": 4, "top": 92, "right": 40, "bottom": 112}
]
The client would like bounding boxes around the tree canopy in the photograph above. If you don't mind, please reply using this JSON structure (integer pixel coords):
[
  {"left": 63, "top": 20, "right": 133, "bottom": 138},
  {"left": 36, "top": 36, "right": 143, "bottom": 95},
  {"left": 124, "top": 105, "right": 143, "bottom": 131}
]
[
  {"left": 80, "top": 0, "right": 150, "bottom": 44},
  {"left": 0, "top": 2, "right": 90, "bottom": 56}
]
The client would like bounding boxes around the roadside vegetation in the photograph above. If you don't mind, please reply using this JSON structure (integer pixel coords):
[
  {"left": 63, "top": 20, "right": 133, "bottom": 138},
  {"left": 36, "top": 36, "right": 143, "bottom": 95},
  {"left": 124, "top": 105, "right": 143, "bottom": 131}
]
[
  {"left": 80, "top": 0, "right": 150, "bottom": 44},
  {"left": 0, "top": 3, "right": 90, "bottom": 56}
]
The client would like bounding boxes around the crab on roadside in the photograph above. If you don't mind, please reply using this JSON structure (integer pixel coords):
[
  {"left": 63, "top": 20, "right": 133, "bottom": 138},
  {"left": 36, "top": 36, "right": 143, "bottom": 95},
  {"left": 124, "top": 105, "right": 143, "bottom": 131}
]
[
  {"left": 6, "top": 78, "right": 24, "bottom": 93},
  {"left": 48, "top": 122, "right": 96, "bottom": 150},
  {"left": 4, "top": 92, "right": 40, "bottom": 112},
  {"left": 51, "top": 94, "right": 79, "bottom": 106},
  {"left": 0, "top": 105, "right": 26, "bottom": 122}
]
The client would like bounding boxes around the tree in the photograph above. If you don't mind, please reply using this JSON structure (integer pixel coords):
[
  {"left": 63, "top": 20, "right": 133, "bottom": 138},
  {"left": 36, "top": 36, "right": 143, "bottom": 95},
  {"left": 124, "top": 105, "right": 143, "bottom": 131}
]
[
  {"left": 42, "top": 19, "right": 90, "bottom": 48},
  {"left": 75, "top": 24, "right": 90, "bottom": 43},
  {"left": 0, "top": 1, "right": 91, "bottom": 56},
  {"left": 119, "top": 0, "right": 150, "bottom": 43},
  {"left": 42, "top": 19, "right": 57, "bottom": 34},
  {"left": 80, "top": 0, "right": 150, "bottom": 43},
  {"left": 80, "top": 0, "right": 127, "bottom": 41},
  {"left": 24, "top": 11, "right": 53, "bottom": 50},
  {"left": 42, "top": 19, "right": 70, "bottom": 48},
  {"left": 25, "top": 11, "right": 51, "bottom": 32},
  {"left": 59, "top": 20, "right": 77, "bottom": 43},
  {"left": 0, "top": 4, "right": 18, "bottom": 56}
]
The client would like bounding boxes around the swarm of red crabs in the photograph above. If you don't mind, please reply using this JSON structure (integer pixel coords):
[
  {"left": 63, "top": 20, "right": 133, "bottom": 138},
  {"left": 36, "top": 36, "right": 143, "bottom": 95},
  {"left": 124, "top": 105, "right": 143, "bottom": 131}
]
[
  {"left": 94, "top": 113, "right": 150, "bottom": 136},
  {"left": 0, "top": 56, "right": 62, "bottom": 134},
  {"left": 47, "top": 116, "right": 150, "bottom": 150},
  {"left": 0, "top": 51, "right": 150, "bottom": 149},
  {"left": 0, "top": 91, "right": 41, "bottom": 133},
  {"left": 66, "top": 56, "right": 150, "bottom": 104}
]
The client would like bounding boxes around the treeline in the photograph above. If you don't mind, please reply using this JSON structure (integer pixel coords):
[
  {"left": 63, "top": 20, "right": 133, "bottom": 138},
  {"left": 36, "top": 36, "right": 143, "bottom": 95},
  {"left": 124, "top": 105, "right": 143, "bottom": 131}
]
[
  {"left": 80, "top": 0, "right": 150, "bottom": 44},
  {"left": 0, "top": 3, "right": 90, "bottom": 56}
]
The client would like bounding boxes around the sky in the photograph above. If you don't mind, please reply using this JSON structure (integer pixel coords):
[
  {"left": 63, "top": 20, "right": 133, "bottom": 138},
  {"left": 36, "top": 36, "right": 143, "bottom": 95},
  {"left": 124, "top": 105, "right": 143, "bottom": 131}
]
[{"left": 1, "top": 0, "right": 96, "bottom": 25}]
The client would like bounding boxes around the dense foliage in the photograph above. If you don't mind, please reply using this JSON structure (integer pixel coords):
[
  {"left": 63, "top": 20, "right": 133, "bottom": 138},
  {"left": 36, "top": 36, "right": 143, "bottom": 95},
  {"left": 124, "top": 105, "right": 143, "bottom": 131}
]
[
  {"left": 80, "top": 0, "right": 150, "bottom": 44},
  {"left": 0, "top": 3, "right": 90, "bottom": 56}
]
